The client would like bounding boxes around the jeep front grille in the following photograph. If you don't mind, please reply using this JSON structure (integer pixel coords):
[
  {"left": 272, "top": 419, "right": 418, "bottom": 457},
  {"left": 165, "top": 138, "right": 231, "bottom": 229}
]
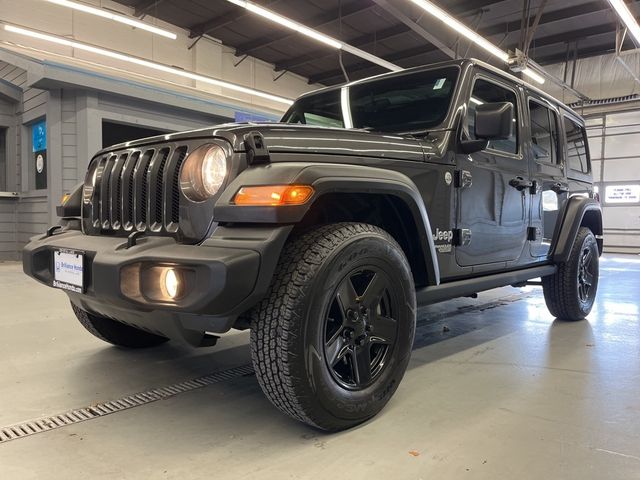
[{"left": 88, "top": 145, "right": 189, "bottom": 235}]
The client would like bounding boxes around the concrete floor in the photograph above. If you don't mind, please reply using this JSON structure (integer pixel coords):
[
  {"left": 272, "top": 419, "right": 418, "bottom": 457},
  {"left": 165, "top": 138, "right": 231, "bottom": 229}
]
[{"left": 1, "top": 254, "right": 639, "bottom": 479}]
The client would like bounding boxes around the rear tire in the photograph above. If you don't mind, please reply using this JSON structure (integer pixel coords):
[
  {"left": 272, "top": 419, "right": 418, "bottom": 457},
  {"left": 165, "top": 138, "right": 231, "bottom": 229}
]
[
  {"left": 542, "top": 227, "right": 599, "bottom": 321},
  {"left": 71, "top": 303, "right": 169, "bottom": 348},
  {"left": 249, "top": 223, "right": 416, "bottom": 431}
]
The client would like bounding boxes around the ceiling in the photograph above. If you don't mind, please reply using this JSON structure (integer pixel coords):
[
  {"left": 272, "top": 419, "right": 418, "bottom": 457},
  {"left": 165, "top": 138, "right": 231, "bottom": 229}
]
[{"left": 113, "top": 0, "right": 640, "bottom": 86}]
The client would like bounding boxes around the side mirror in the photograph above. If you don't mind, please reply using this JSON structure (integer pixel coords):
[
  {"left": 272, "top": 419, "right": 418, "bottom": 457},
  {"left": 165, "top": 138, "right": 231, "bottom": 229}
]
[{"left": 475, "top": 102, "right": 514, "bottom": 140}]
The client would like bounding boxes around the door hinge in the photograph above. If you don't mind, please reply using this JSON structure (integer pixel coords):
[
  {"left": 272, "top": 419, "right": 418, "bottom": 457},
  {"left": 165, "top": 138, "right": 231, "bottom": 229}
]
[
  {"left": 454, "top": 170, "right": 473, "bottom": 189},
  {"left": 453, "top": 228, "right": 472, "bottom": 246},
  {"left": 527, "top": 227, "right": 540, "bottom": 241},
  {"left": 530, "top": 180, "right": 538, "bottom": 195}
]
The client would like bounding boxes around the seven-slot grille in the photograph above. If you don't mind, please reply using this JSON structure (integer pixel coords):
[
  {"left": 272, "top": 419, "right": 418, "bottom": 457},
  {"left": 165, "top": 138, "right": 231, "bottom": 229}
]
[{"left": 89, "top": 145, "right": 189, "bottom": 235}]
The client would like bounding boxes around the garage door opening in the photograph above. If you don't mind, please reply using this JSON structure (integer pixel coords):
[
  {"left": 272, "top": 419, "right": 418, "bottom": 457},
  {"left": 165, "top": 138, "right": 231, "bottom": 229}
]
[{"left": 102, "top": 121, "right": 169, "bottom": 149}]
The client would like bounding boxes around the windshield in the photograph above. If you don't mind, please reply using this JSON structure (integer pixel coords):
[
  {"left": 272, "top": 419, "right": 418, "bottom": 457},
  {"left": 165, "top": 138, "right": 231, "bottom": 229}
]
[{"left": 282, "top": 67, "right": 459, "bottom": 134}]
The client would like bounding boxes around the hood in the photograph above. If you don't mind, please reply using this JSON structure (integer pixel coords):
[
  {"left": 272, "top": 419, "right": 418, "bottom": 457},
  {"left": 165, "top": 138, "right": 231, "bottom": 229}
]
[{"left": 98, "top": 123, "right": 446, "bottom": 162}]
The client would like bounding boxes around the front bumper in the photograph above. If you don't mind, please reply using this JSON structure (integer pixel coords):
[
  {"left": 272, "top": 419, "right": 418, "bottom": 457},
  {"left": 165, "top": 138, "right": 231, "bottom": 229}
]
[{"left": 23, "top": 226, "right": 291, "bottom": 344}]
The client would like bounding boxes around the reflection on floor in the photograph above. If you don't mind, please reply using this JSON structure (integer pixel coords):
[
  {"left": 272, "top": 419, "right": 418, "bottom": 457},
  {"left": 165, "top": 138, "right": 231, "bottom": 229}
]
[{"left": 0, "top": 254, "right": 639, "bottom": 479}]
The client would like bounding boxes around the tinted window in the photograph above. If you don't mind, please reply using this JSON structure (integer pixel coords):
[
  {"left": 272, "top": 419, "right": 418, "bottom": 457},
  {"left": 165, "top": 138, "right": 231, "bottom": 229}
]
[
  {"left": 282, "top": 68, "right": 459, "bottom": 133},
  {"left": 283, "top": 90, "right": 344, "bottom": 128},
  {"left": 349, "top": 68, "right": 458, "bottom": 133},
  {"left": 564, "top": 117, "right": 590, "bottom": 173},
  {"left": 529, "top": 100, "right": 559, "bottom": 164},
  {"left": 467, "top": 78, "right": 518, "bottom": 154}
]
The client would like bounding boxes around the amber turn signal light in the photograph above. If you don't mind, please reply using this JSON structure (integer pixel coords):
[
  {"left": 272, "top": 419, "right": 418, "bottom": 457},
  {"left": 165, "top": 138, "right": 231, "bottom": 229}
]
[{"left": 233, "top": 185, "right": 314, "bottom": 206}]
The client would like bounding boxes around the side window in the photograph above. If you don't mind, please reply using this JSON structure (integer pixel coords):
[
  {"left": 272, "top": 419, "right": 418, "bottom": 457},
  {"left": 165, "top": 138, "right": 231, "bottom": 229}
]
[
  {"left": 529, "top": 100, "right": 559, "bottom": 164},
  {"left": 467, "top": 78, "right": 518, "bottom": 155},
  {"left": 564, "top": 116, "right": 590, "bottom": 173}
]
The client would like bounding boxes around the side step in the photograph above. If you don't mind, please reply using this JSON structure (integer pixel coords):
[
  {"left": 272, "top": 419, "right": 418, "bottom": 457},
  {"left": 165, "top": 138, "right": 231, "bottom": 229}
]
[{"left": 416, "top": 264, "right": 556, "bottom": 306}]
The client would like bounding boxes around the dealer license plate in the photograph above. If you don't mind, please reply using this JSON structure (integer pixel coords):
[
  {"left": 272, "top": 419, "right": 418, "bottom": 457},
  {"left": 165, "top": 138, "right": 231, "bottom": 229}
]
[{"left": 53, "top": 249, "right": 84, "bottom": 293}]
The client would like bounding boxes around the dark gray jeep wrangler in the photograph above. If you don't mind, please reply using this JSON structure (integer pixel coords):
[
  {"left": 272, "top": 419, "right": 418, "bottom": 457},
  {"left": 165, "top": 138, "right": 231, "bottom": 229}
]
[{"left": 23, "top": 59, "right": 602, "bottom": 431}]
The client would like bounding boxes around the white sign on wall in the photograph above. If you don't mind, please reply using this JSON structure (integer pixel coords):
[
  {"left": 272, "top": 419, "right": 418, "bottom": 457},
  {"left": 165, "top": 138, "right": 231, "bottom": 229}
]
[{"left": 605, "top": 185, "right": 640, "bottom": 204}]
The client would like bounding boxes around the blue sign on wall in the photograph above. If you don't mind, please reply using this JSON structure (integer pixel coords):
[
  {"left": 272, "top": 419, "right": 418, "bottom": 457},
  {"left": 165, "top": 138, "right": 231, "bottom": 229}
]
[{"left": 32, "top": 119, "right": 47, "bottom": 153}]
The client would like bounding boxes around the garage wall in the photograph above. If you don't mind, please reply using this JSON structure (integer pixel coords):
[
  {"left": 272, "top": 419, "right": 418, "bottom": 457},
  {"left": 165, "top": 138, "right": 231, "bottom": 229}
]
[
  {"left": 544, "top": 51, "right": 640, "bottom": 104},
  {"left": 0, "top": 197, "right": 17, "bottom": 259},
  {"left": 0, "top": 0, "right": 318, "bottom": 113},
  {"left": 586, "top": 108, "right": 640, "bottom": 254}
]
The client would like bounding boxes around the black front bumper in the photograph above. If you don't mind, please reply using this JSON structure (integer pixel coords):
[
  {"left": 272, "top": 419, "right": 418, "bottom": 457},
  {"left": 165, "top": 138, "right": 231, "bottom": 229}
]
[{"left": 23, "top": 226, "right": 291, "bottom": 344}]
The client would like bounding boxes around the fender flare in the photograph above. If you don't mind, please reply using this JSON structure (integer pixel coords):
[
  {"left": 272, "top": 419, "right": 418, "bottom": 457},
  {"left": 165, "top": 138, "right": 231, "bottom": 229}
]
[
  {"left": 214, "top": 162, "right": 441, "bottom": 285},
  {"left": 551, "top": 196, "right": 603, "bottom": 263}
]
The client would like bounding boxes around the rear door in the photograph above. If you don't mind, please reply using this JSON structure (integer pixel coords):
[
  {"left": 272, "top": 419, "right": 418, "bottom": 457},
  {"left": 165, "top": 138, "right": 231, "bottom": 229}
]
[
  {"left": 527, "top": 96, "right": 568, "bottom": 258},
  {"left": 455, "top": 73, "right": 530, "bottom": 268}
]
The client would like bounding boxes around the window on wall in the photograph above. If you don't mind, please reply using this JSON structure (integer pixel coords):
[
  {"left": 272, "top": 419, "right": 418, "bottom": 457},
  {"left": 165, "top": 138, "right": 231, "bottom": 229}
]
[
  {"left": 529, "top": 100, "right": 559, "bottom": 164},
  {"left": 102, "top": 121, "right": 169, "bottom": 149},
  {"left": 0, "top": 128, "right": 6, "bottom": 191},
  {"left": 467, "top": 78, "right": 518, "bottom": 155},
  {"left": 564, "top": 117, "right": 590, "bottom": 173}
]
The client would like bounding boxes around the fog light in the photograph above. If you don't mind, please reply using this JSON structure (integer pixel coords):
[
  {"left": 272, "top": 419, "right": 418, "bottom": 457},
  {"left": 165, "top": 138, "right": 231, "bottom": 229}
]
[{"left": 162, "top": 268, "right": 180, "bottom": 299}]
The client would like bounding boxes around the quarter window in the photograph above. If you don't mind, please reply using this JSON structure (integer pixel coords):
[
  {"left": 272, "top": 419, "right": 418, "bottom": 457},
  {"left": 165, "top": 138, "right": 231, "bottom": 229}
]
[
  {"left": 467, "top": 78, "right": 518, "bottom": 155},
  {"left": 564, "top": 117, "right": 590, "bottom": 173},
  {"left": 529, "top": 100, "right": 559, "bottom": 164}
]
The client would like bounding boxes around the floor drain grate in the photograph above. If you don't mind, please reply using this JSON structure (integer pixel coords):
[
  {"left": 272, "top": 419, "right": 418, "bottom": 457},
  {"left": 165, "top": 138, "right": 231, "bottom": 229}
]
[{"left": 0, "top": 364, "right": 254, "bottom": 444}]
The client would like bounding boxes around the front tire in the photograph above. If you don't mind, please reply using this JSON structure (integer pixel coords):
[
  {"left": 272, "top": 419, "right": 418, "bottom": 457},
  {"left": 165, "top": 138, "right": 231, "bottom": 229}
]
[
  {"left": 542, "top": 227, "right": 599, "bottom": 321},
  {"left": 71, "top": 303, "right": 169, "bottom": 348},
  {"left": 250, "top": 223, "right": 416, "bottom": 431}
]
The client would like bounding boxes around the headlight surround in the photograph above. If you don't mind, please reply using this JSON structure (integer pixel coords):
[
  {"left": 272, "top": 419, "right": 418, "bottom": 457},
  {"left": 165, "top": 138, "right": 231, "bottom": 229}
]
[
  {"left": 82, "top": 161, "right": 99, "bottom": 205},
  {"left": 180, "top": 144, "right": 228, "bottom": 202}
]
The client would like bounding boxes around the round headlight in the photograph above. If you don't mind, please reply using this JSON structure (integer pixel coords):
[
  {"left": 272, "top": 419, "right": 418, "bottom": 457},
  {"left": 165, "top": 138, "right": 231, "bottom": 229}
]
[{"left": 180, "top": 144, "right": 228, "bottom": 202}]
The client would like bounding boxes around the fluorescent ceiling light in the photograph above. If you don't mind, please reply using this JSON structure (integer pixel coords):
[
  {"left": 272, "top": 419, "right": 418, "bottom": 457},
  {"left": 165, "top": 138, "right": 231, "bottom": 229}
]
[
  {"left": 45, "top": 0, "right": 178, "bottom": 39},
  {"left": 608, "top": 0, "right": 640, "bottom": 46},
  {"left": 4, "top": 24, "right": 293, "bottom": 105},
  {"left": 225, "top": 0, "right": 402, "bottom": 72},
  {"left": 407, "top": 0, "right": 545, "bottom": 84},
  {"left": 408, "top": 0, "right": 508, "bottom": 62},
  {"left": 226, "top": 0, "right": 341, "bottom": 49}
]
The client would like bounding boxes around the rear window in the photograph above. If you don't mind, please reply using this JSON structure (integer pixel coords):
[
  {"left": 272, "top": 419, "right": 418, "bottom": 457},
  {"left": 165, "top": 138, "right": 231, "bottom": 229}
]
[{"left": 564, "top": 116, "right": 590, "bottom": 173}]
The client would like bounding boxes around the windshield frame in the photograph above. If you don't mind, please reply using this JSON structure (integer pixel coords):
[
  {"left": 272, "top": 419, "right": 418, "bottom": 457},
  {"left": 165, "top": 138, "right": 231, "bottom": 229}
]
[{"left": 281, "top": 65, "right": 461, "bottom": 135}]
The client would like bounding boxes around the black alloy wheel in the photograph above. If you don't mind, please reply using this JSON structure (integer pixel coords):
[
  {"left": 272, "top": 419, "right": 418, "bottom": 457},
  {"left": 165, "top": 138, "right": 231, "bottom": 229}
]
[
  {"left": 324, "top": 268, "right": 399, "bottom": 390},
  {"left": 577, "top": 245, "right": 596, "bottom": 303}
]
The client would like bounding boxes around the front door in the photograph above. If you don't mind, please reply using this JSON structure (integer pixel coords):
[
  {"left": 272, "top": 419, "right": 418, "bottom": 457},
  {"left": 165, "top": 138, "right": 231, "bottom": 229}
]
[
  {"left": 456, "top": 75, "right": 530, "bottom": 268},
  {"left": 527, "top": 97, "right": 568, "bottom": 257}
]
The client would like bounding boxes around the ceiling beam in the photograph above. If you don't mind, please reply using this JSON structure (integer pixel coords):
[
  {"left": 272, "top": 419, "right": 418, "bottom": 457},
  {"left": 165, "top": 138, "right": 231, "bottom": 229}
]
[
  {"left": 370, "top": 0, "right": 456, "bottom": 59},
  {"left": 311, "top": 24, "right": 618, "bottom": 85},
  {"left": 275, "top": 24, "right": 410, "bottom": 72},
  {"left": 189, "top": 0, "right": 280, "bottom": 38},
  {"left": 277, "top": 0, "right": 498, "bottom": 74},
  {"left": 134, "top": 0, "right": 165, "bottom": 17},
  {"left": 308, "top": 1, "right": 623, "bottom": 85},
  {"left": 234, "top": 0, "right": 374, "bottom": 56},
  {"left": 536, "top": 43, "right": 617, "bottom": 65}
]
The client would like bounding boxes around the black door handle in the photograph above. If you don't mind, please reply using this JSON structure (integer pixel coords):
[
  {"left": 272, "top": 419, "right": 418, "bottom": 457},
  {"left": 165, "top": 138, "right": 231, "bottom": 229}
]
[
  {"left": 550, "top": 182, "right": 570, "bottom": 194},
  {"left": 509, "top": 177, "right": 533, "bottom": 191}
]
